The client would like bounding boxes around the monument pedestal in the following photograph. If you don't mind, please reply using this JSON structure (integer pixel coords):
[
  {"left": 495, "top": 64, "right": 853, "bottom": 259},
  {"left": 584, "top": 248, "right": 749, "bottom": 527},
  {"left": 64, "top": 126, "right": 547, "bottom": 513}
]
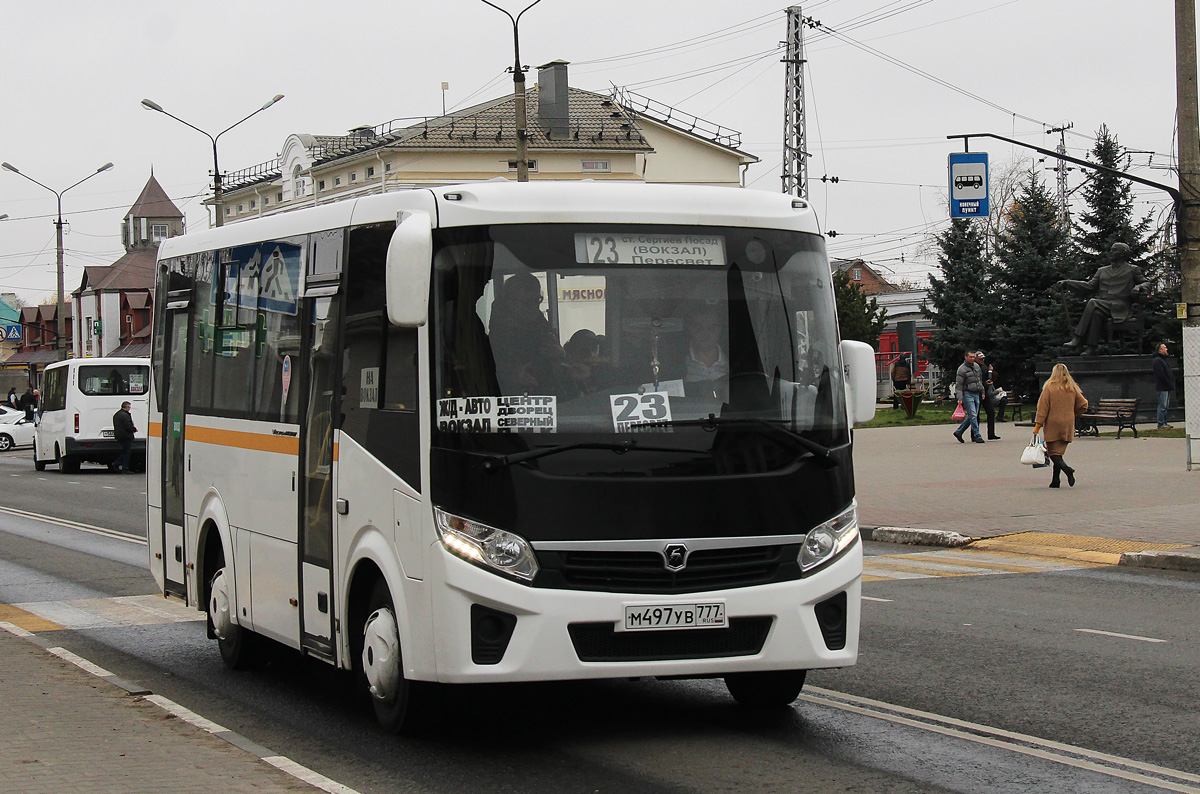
[{"left": 1034, "top": 355, "right": 1181, "bottom": 424}]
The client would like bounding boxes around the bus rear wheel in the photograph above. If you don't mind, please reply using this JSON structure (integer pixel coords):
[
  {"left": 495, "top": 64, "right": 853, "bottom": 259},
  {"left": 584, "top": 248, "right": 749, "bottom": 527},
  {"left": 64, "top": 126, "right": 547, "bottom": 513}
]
[
  {"left": 360, "top": 579, "right": 424, "bottom": 733},
  {"left": 724, "top": 669, "right": 807, "bottom": 708},
  {"left": 209, "top": 567, "right": 260, "bottom": 669},
  {"left": 33, "top": 442, "right": 46, "bottom": 471}
]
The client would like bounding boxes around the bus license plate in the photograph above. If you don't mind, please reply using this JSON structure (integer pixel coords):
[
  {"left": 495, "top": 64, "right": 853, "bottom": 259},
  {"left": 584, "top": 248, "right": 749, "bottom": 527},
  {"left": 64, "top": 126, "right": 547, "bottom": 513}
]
[
  {"left": 621, "top": 602, "right": 726, "bottom": 632},
  {"left": 101, "top": 430, "right": 115, "bottom": 438}
]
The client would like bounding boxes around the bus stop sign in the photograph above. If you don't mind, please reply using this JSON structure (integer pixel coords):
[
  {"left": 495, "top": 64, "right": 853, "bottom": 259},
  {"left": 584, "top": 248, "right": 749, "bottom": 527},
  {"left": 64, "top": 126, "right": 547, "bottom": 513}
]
[{"left": 949, "top": 152, "right": 989, "bottom": 218}]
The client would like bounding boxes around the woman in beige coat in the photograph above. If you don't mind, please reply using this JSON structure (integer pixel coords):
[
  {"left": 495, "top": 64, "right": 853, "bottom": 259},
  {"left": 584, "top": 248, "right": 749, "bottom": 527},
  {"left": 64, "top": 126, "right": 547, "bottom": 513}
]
[{"left": 1033, "top": 363, "right": 1089, "bottom": 487}]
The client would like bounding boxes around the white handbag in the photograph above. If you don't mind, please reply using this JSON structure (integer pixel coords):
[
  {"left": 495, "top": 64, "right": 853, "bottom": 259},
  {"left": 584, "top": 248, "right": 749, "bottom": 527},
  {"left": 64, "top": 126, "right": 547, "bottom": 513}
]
[{"left": 1020, "top": 432, "right": 1046, "bottom": 466}]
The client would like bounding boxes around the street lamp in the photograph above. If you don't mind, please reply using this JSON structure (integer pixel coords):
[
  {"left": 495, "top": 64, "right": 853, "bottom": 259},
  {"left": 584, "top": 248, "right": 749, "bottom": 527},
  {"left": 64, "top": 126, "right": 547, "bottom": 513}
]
[
  {"left": 479, "top": 0, "right": 544, "bottom": 183},
  {"left": 140, "top": 94, "right": 284, "bottom": 227},
  {"left": 1, "top": 161, "right": 114, "bottom": 361}
]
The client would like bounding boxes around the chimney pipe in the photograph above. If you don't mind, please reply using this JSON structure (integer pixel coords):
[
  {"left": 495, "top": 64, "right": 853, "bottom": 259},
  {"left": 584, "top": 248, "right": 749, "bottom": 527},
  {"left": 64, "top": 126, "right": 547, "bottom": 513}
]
[{"left": 537, "top": 60, "right": 570, "bottom": 140}]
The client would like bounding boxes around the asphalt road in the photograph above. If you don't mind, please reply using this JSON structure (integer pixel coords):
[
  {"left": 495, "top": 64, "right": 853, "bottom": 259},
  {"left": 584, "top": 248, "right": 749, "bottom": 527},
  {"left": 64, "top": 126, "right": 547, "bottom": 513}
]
[{"left": 1, "top": 460, "right": 1197, "bottom": 794}]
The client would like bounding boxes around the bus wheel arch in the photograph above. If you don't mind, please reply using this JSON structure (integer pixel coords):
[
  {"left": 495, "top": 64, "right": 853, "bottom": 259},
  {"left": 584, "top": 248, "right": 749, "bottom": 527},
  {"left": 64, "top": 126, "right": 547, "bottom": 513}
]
[
  {"left": 200, "top": 519, "right": 260, "bottom": 670},
  {"left": 348, "top": 562, "right": 424, "bottom": 733}
]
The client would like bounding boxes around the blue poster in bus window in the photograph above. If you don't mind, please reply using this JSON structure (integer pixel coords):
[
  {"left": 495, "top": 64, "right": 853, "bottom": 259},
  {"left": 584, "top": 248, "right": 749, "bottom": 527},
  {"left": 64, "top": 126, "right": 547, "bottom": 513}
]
[
  {"left": 948, "top": 152, "right": 989, "bottom": 218},
  {"left": 227, "top": 242, "right": 301, "bottom": 317}
]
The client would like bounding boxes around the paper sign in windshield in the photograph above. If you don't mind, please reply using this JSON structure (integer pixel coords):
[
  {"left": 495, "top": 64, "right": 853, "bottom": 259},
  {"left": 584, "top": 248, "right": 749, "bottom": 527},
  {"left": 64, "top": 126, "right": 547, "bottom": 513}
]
[
  {"left": 437, "top": 396, "right": 557, "bottom": 433},
  {"left": 574, "top": 234, "right": 727, "bottom": 266},
  {"left": 610, "top": 392, "right": 672, "bottom": 433}
]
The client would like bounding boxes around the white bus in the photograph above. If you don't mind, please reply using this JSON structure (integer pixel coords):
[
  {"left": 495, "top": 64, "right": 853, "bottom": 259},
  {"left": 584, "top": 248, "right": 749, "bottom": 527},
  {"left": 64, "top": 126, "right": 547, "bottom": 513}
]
[
  {"left": 35, "top": 356, "right": 150, "bottom": 473},
  {"left": 147, "top": 181, "right": 876, "bottom": 731}
]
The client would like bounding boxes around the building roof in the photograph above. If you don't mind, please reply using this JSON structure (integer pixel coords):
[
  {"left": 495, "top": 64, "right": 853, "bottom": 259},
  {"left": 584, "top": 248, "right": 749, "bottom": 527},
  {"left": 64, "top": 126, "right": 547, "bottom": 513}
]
[
  {"left": 74, "top": 249, "right": 156, "bottom": 296},
  {"left": 4, "top": 349, "right": 60, "bottom": 365},
  {"left": 224, "top": 84, "right": 748, "bottom": 193},
  {"left": 111, "top": 342, "right": 150, "bottom": 358},
  {"left": 126, "top": 174, "right": 183, "bottom": 219}
]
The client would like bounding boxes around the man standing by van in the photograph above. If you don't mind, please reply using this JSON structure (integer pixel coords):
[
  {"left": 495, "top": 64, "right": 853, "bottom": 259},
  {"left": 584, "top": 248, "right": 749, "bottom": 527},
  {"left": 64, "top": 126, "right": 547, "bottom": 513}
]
[{"left": 111, "top": 401, "right": 137, "bottom": 473}]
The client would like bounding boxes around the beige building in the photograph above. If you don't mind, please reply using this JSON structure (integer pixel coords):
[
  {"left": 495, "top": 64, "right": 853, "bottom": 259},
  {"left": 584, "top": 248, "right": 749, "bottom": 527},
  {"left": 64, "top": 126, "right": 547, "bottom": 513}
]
[{"left": 219, "top": 61, "right": 757, "bottom": 223}]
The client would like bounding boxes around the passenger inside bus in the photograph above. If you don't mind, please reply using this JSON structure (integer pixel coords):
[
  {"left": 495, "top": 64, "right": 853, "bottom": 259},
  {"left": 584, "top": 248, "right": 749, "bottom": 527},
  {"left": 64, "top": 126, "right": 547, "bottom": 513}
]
[
  {"left": 488, "top": 273, "right": 578, "bottom": 397},
  {"left": 563, "top": 328, "right": 604, "bottom": 393}
]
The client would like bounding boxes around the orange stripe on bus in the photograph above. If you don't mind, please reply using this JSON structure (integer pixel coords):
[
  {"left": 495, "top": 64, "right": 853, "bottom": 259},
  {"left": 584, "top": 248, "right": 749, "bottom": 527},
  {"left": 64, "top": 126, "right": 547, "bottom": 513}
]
[
  {"left": 149, "top": 422, "right": 162, "bottom": 438},
  {"left": 187, "top": 426, "right": 300, "bottom": 456}
]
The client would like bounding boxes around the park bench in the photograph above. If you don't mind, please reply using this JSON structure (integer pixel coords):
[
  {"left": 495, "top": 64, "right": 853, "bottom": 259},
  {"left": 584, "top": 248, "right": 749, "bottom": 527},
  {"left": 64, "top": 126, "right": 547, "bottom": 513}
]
[{"left": 1076, "top": 397, "right": 1140, "bottom": 439}]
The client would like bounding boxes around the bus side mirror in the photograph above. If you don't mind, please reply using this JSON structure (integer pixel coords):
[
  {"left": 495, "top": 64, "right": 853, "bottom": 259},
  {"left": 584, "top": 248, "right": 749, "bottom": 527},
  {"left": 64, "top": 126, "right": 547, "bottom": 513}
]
[
  {"left": 839, "top": 340, "right": 877, "bottom": 427},
  {"left": 386, "top": 210, "right": 433, "bottom": 327}
]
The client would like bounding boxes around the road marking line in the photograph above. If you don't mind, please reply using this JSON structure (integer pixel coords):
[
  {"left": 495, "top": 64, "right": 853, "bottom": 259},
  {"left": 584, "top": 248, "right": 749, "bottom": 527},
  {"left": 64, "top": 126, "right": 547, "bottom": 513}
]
[
  {"left": 0, "top": 504, "right": 146, "bottom": 545},
  {"left": 804, "top": 686, "right": 1200, "bottom": 792},
  {"left": 861, "top": 596, "right": 893, "bottom": 602},
  {"left": 11, "top": 596, "right": 203, "bottom": 630},
  {"left": 46, "top": 646, "right": 114, "bottom": 677},
  {"left": 0, "top": 603, "right": 66, "bottom": 632},
  {"left": 1076, "top": 628, "right": 1168, "bottom": 643},
  {"left": 262, "top": 756, "right": 363, "bottom": 794}
]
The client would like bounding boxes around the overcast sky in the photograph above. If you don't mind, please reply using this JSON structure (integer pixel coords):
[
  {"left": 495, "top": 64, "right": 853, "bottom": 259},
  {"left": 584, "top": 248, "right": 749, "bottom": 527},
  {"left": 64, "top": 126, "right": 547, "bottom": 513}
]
[{"left": 0, "top": 0, "right": 1187, "bottom": 304}]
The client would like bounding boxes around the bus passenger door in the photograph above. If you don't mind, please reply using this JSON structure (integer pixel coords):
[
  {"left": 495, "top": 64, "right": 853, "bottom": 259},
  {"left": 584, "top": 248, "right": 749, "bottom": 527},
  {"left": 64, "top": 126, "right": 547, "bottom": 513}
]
[
  {"left": 298, "top": 289, "right": 340, "bottom": 659},
  {"left": 161, "top": 303, "right": 189, "bottom": 601}
]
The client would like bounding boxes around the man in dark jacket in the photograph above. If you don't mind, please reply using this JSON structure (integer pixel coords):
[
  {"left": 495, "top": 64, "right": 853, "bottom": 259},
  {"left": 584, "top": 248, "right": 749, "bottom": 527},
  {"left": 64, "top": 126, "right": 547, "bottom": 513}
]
[
  {"left": 111, "top": 401, "right": 137, "bottom": 473},
  {"left": 1153, "top": 342, "right": 1176, "bottom": 429}
]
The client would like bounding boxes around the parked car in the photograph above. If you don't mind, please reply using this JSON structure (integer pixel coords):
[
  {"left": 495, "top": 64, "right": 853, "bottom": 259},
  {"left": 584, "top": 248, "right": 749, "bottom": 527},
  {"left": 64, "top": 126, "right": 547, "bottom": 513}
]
[{"left": 0, "top": 412, "right": 36, "bottom": 451}]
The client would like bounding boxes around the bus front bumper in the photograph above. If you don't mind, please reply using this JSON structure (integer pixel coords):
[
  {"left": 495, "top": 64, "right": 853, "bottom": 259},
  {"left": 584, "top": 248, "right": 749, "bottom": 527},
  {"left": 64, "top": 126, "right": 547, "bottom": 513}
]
[{"left": 428, "top": 540, "right": 862, "bottom": 684}]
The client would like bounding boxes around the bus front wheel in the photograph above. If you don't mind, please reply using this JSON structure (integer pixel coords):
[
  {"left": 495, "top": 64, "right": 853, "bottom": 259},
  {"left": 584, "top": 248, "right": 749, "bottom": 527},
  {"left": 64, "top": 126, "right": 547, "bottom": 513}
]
[
  {"left": 361, "top": 579, "right": 424, "bottom": 733},
  {"left": 209, "top": 567, "right": 259, "bottom": 669},
  {"left": 724, "top": 669, "right": 807, "bottom": 708}
]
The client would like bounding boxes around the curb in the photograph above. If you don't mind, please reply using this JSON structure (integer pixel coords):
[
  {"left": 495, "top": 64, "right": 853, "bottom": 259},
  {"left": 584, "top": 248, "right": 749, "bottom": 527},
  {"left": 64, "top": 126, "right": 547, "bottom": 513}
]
[
  {"left": 862, "top": 526, "right": 973, "bottom": 548},
  {"left": 1118, "top": 549, "right": 1200, "bottom": 574}
]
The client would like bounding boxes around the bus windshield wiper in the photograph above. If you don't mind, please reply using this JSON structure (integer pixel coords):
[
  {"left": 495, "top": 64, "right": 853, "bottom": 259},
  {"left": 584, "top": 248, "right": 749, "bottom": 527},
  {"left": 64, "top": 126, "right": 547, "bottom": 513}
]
[
  {"left": 638, "top": 415, "right": 840, "bottom": 469},
  {"left": 481, "top": 440, "right": 703, "bottom": 471}
]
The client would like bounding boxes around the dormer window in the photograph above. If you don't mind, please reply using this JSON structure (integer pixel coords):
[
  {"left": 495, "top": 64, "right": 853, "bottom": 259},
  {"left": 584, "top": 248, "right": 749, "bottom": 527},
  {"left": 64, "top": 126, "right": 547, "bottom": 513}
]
[{"left": 852, "top": 268, "right": 862, "bottom": 281}]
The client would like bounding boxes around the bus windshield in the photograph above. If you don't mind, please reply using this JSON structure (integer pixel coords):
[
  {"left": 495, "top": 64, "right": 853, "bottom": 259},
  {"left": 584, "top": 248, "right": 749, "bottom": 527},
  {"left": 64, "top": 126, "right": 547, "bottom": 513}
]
[{"left": 432, "top": 223, "right": 847, "bottom": 457}]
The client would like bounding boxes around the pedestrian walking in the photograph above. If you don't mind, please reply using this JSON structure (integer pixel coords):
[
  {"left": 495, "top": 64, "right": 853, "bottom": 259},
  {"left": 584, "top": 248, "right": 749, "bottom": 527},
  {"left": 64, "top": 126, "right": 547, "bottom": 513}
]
[
  {"left": 1153, "top": 342, "right": 1176, "bottom": 429},
  {"left": 110, "top": 400, "right": 137, "bottom": 473},
  {"left": 952, "top": 350, "right": 985, "bottom": 443},
  {"left": 1033, "top": 363, "right": 1088, "bottom": 488},
  {"left": 975, "top": 351, "right": 1001, "bottom": 440},
  {"left": 890, "top": 354, "right": 912, "bottom": 409},
  {"left": 18, "top": 387, "right": 35, "bottom": 421}
]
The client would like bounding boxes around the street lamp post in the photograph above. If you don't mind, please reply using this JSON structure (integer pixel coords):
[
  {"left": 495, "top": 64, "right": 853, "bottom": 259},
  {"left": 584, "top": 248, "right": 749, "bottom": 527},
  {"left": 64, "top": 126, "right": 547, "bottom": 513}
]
[
  {"left": 1, "top": 161, "right": 114, "bottom": 361},
  {"left": 140, "top": 94, "right": 284, "bottom": 227},
  {"left": 479, "top": 0, "right": 544, "bottom": 183}
]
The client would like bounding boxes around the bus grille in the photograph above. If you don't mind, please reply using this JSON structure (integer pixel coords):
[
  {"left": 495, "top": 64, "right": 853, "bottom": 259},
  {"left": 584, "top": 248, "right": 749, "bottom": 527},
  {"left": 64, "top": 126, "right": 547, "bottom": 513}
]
[
  {"left": 535, "top": 544, "right": 801, "bottom": 594},
  {"left": 568, "top": 617, "right": 772, "bottom": 662}
]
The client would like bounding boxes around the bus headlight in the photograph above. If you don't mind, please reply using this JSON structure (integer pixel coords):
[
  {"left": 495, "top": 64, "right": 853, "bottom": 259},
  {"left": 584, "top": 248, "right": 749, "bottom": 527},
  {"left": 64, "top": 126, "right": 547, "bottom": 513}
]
[
  {"left": 434, "top": 508, "right": 539, "bottom": 582},
  {"left": 800, "top": 502, "right": 858, "bottom": 573}
]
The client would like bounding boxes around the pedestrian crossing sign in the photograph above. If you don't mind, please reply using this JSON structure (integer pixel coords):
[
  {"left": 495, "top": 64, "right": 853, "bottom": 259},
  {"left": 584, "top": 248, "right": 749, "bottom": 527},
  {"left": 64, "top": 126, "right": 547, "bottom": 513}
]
[{"left": 3, "top": 324, "right": 21, "bottom": 341}]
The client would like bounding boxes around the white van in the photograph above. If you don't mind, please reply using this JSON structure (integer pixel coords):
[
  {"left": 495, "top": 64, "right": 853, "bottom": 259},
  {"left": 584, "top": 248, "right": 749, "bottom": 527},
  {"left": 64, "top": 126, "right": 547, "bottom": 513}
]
[{"left": 34, "top": 357, "right": 150, "bottom": 473}]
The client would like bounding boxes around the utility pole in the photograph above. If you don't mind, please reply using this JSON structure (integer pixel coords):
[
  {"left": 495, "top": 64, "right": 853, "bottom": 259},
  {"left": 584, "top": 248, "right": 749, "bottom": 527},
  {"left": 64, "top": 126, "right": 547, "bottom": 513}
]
[
  {"left": 1176, "top": 0, "right": 1200, "bottom": 468},
  {"left": 1047, "top": 123, "right": 1073, "bottom": 228},
  {"left": 480, "top": 0, "right": 543, "bottom": 183},
  {"left": 781, "top": 6, "right": 809, "bottom": 198}
]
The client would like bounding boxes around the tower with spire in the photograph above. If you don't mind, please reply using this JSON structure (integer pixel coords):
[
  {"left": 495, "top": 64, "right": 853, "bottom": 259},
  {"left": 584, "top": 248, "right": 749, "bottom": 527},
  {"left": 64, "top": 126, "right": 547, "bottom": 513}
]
[{"left": 73, "top": 173, "right": 184, "bottom": 357}]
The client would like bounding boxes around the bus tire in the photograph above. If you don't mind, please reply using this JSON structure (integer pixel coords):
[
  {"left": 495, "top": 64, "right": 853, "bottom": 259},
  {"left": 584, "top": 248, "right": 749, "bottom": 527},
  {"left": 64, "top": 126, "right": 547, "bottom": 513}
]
[
  {"left": 59, "top": 455, "right": 80, "bottom": 474},
  {"left": 361, "top": 579, "right": 423, "bottom": 733},
  {"left": 724, "top": 669, "right": 807, "bottom": 708},
  {"left": 33, "top": 442, "right": 46, "bottom": 471},
  {"left": 209, "top": 567, "right": 260, "bottom": 670}
]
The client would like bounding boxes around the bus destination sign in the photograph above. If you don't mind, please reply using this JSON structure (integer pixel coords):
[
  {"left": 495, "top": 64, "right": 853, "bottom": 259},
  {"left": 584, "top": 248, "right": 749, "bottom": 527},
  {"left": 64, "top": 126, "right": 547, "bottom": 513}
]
[{"left": 574, "top": 233, "right": 727, "bottom": 266}]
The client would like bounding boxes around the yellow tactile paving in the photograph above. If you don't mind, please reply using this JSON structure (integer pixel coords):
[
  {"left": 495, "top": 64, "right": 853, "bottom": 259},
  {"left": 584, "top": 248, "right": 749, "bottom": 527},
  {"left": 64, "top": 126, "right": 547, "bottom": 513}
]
[
  {"left": 973, "top": 532, "right": 1187, "bottom": 554},
  {"left": 0, "top": 603, "right": 65, "bottom": 632},
  {"left": 864, "top": 532, "right": 1191, "bottom": 582}
]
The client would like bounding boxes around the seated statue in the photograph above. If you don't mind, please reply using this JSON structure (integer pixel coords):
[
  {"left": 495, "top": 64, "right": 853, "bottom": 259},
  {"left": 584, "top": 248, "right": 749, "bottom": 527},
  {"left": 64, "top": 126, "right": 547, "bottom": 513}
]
[{"left": 1056, "top": 242, "right": 1148, "bottom": 355}]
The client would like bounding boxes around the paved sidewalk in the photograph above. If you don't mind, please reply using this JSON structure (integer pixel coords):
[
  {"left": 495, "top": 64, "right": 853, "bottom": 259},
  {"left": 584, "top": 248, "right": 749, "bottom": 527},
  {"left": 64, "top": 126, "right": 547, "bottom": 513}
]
[
  {"left": 853, "top": 421, "right": 1200, "bottom": 563},
  {"left": 0, "top": 625, "right": 339, "bottom": 794}
]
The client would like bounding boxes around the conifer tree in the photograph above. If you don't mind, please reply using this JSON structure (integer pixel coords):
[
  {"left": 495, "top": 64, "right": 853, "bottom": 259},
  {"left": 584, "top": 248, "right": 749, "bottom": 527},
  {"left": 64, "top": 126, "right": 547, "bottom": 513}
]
[
  {"left": 991, "top": 171, "right": 1073, "bottom": 397},
  {"left": 1072, "top": 125, "right": 1170, "bottom": 354},
  {"left": 923, "top": 218, "right": 991, "bottom": 387},
  {"left": 832, "top": 268, "right": 887, "bottom": 348}
]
